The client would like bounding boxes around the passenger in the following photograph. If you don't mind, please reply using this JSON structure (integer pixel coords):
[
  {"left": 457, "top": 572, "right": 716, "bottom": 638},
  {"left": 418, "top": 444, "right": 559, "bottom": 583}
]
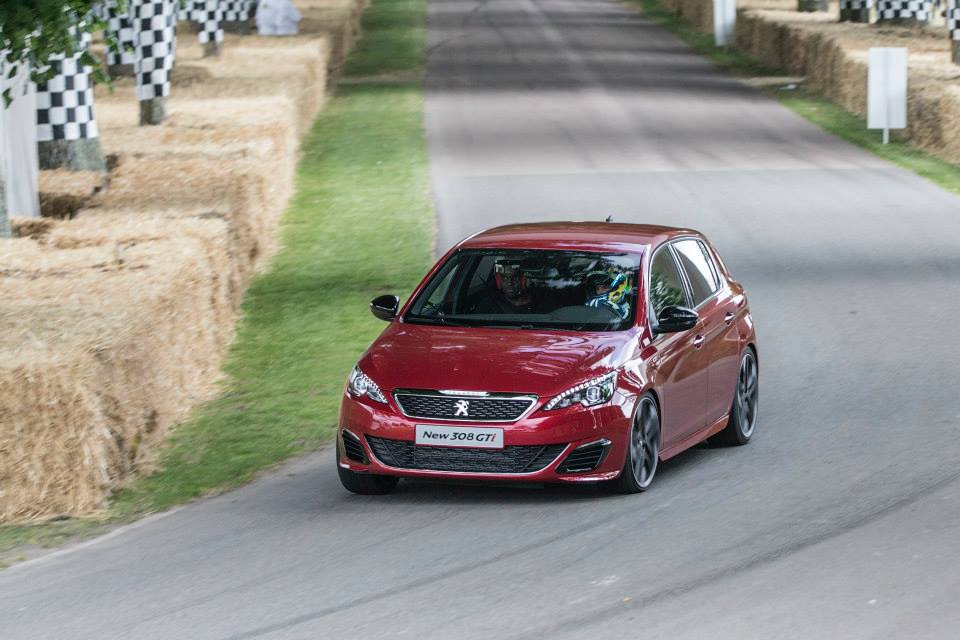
[{"left": 586, "top": 271, "right": 631, "bottom": 319}]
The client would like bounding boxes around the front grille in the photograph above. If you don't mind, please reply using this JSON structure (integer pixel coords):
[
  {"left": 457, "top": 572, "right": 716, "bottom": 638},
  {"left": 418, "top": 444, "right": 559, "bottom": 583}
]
[
  {"left": 367, "top": 436, "right": 565, "bottom": 474},
  {"left": 341, "top": 430, "right": 367, "bottom": 463},
  {"left": 556, "top": 440, "right": 610, "bottom": 473},
  {"left": 393, "top": 391, "right": 535, "bottom": 422}
]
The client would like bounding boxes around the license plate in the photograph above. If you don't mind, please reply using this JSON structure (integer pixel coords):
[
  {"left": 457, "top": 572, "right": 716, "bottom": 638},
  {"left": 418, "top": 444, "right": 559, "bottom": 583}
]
[{"left": 415, "top": 424, "right": 504, "bottom": 449}]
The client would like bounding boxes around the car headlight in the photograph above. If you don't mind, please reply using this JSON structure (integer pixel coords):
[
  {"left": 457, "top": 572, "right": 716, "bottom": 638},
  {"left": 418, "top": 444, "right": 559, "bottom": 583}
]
[
  {"left": 544, "top": 371, "right": 618, "bottom": 411},
  {"left": 348, "top": 366, "right": 387, "bottom": 403}
]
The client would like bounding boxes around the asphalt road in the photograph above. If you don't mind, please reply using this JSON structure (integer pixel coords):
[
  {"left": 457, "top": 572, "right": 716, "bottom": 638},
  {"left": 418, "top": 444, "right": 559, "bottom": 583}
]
[{"left": 4, "top": 0, "right": 960, "bottom": 638}]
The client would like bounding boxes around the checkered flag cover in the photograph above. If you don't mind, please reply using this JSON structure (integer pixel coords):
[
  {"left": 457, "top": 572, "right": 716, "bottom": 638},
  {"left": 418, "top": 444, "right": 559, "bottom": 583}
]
[
  {"left": 950, "top": 0, "right": 960, "bottom": 41},
  {"left": 105, "top": 2, "right": 138, "bottom": 66},
  {"left": 35, "top": 31, "right": 99, "bottom": 142},
  {"left": 840, "top": 0, "right": 873, "bottom": 9},
  {"left": 194, "top": 0, "right": 225, "bottom": 44},
  {"left": 133, "top": 0, "right": 177, "bottom": 101},
  {"left": 877, "top": 0, "right": 933, "bottom": 19},
  {"left": 222, "top": 0, "right": 255, "bottom": 22}
]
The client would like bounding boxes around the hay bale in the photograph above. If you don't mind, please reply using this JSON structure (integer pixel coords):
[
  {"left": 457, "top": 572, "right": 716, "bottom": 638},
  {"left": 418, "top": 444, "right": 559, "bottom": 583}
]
[
  {"left": 0, "top": 0, "right": 370, "bottom": 522},
  {"left": 0, "top": 225, "right": 230, "bottom": 520}
]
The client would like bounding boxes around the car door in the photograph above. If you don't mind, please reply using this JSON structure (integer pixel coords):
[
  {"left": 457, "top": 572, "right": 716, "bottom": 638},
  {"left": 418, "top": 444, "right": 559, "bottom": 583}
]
[
  {"left": 672, "top": 239, "right": 740, "bottom": 426},
  {"left": 645, "top": 244, "right": 710, "bottom": 450}
]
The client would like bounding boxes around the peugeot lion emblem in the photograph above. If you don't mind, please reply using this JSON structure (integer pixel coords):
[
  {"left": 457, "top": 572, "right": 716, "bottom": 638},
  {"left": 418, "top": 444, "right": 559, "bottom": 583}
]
[{"left": 454, "top": 400, "right": 470, "bottom": 417}]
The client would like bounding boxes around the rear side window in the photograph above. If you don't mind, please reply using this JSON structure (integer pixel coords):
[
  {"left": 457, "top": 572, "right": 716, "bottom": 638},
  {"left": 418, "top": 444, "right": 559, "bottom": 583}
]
[
  {"left": 648, "top": 247, "right": 689, "bottom": 317},
  {"left": 673, "top": 239, "right": 719, "bottom": 306}
]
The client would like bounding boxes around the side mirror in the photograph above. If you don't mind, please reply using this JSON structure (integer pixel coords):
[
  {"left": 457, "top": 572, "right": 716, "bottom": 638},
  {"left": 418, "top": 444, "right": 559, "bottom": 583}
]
[
  {"left": 655, "top": 305, "right": 698, "bottom": 334},
  {"left": 370, "top": 294, "right": 399, "bottom": 321}
]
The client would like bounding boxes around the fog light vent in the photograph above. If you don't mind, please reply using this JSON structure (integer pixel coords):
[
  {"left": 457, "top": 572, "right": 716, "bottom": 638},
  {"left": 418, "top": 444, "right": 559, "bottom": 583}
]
[
  {"left": 557, "top": 439, "right": 610, "bottom": 473},
  {"left": 341, "top": 430, "right": 367, "bottom": 463}
]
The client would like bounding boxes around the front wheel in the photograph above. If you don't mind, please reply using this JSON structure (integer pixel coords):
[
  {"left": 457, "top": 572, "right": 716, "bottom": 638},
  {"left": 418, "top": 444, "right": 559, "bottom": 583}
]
[
  {"left": 714, "top": 348, "right": 758, "bottom": 447},
  {"left": 608, "top": 393, "right": 660, "bottom": 493}
]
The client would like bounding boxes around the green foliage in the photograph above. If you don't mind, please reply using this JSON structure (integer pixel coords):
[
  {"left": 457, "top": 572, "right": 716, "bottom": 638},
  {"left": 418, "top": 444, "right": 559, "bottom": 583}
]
[{"left": 1, "top": 1, "right": 125, "bottom": 104}]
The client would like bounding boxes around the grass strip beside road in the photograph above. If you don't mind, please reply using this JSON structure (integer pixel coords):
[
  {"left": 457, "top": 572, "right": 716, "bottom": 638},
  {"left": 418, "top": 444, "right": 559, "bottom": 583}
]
[
  {"left": 630, "top": 0, "right": 960, "bottom": 196},
  {"left": 0, "top": 0, "right": 431, "bottom": 557}
]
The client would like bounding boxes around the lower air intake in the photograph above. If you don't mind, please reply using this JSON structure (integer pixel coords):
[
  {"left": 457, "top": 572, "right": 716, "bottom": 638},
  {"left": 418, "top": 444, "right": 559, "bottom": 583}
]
[
  {"left": 556, "top": 440, "right": 610, "bottom": 473},
  {"left": 366, "top": 436, "right": 565, "bottom": 474},
  {"left": 341, "top": 430, "right": 367, "bottom": 463}
]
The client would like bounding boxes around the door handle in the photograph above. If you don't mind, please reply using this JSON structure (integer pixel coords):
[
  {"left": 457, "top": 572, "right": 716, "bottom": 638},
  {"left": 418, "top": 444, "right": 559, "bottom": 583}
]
[
  {"left": 724, "top": 311, "right": 736, "bottom": 325},
  {"left": 692, "top": 334, "right": 705, "bottom": 348}
]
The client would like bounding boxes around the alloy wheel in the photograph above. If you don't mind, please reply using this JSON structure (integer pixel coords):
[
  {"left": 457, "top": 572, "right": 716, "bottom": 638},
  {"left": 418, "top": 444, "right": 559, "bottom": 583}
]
[
  {"left": 631, "top": 397, "right": 660, "bottom": 488},
  {"left": 737, "top": 351, "right": 759, "bottom": 438}
]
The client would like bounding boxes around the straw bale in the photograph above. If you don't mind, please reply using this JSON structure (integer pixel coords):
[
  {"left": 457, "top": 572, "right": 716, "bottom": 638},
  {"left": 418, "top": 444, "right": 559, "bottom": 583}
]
[
  {"left": 0, "top": 0, "right": 368, "bottom": 521},
  {"left": 0, "top": 224, "right": 230, "bottom": 520}
]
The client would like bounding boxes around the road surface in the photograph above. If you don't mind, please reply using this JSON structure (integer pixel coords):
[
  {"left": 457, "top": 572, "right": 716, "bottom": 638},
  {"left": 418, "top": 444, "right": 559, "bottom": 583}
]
[{"left": 3, "top": 0, "right": 960, "bottom": 637}]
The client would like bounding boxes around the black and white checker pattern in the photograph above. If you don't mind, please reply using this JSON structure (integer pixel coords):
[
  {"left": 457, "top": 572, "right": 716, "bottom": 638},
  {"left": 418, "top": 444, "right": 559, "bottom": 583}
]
[
  {"left": 949, "top": 0, "right": 960, "bottom": 42},
  {"left": 876, "top": 0, "right": 933, "bottom": 20},
  {"left": 35, "top": 31, "right": 99, "bottom": 141},
  {"left": 132, "top": 0, "right": 177, "bottom": 100},
  {"left": 105, "top": 1, "right": 137, "bottom": 66},
  {"left": 223, "top": 0, "right": 255, "bottom": 22},
  {"left": 194, "top": 0, "right": 225, "bottom": 45},
  {"left": 840, "top": 0, "right": 872, "bottom": 9}
]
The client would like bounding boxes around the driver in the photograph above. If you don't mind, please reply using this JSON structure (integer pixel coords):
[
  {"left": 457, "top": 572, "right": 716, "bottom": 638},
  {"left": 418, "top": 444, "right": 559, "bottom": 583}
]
[
  {"left": 585, "top": 270, "right": 632, "bottom": 319},
  {"left": 474, "top": 261, "right": 535, "bottom": 313}
]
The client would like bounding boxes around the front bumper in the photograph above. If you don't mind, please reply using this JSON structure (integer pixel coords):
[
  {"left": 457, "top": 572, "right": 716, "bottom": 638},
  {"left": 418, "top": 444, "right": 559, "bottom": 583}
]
[{"left": 337, "top": 391, "right": 633, "bottom": 483}]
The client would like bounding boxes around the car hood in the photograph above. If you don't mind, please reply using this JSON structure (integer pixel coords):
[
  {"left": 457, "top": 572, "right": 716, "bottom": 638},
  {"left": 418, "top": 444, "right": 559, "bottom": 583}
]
[{"left": 359, "top": 322, "right": 637, "bottom": 397}]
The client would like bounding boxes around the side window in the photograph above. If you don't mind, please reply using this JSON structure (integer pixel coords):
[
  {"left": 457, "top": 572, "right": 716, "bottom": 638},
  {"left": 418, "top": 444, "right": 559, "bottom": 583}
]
[
  {"left": 673, "top": 240, "right": 719, "bottom": 306},
  {"left": 648, "top": 247, "right": 689, "bottom": 318}
]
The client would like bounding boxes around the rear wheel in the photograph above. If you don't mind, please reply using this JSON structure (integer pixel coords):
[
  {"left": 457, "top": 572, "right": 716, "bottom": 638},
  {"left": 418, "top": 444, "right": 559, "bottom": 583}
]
[
  {"left": 336, "top": 446, "right": 399, "bottom": 495},
  {"left": 714, "top": 348, "right": 758, "bottom": 447},
  {"left": 609, "top": 393, "right": 660, "bottom": 493}
]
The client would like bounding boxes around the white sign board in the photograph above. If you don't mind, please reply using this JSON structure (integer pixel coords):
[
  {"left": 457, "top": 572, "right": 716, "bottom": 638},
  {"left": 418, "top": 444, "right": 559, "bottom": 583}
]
[
  {"left": 0, "top": 60, "right": 40, "bottom": 218},
  {"left": 867, "top": 47, "right": 907, "bottom": 144},
  {"left": 713, "top": 0, "right": 736, "bottom": 47}
]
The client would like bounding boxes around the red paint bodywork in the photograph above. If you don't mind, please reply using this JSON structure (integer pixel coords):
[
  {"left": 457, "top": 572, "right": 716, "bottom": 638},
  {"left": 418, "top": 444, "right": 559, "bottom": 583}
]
[{"left": 338, "top": 222, "right": 757, "bottom": 483}]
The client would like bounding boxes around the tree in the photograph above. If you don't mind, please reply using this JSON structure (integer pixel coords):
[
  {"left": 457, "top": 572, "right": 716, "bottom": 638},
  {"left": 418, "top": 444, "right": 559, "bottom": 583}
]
[
  {"left": 875, "top": 0, "right": 932, "bottom": 24},
  {"left": 798, "top": 0, "right": 829, "bottom": 11},
  {"left": 839, "top": 0, "right": 871, "bottom": 22},
  {"left": 0, "top": 1, "right": 120, "bottom": 105},
  {"left": 950, "top": 0, "right": 960, "bottom": 65},
  {"left": 35, "top": 28, "right": 107, "bottom": 171},
  {"left": 104, "top": 0, "right": 137, "bottom": 77},
  {"left": 0, "top": 180, "right": 8, "bottom": 238},
  {"left": 131, "top": 0, "right": 177, "bottom": 124},
  {"left": 194, "top": 0, "right": 225, "bottom": 58}
]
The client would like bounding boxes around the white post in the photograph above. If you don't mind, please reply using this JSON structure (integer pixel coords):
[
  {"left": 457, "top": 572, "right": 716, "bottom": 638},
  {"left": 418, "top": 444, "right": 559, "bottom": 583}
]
[
  {"left": 713, "top": 0, "right": 737, "bottom": 47},
  {"left": 868, "top": 48, "right": 908, "bottom": 145}
]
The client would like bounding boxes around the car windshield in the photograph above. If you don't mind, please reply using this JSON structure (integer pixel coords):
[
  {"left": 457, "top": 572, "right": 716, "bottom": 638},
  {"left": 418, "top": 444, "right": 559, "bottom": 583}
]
[{"left": 405, "top": 249, "right": 641, "bottom": 331}]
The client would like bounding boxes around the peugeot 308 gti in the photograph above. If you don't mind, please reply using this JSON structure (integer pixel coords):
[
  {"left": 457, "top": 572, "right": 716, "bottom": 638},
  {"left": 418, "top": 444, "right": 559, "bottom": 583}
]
[{"left": 337, "top": 223, "right": 758, "bottom": 494}]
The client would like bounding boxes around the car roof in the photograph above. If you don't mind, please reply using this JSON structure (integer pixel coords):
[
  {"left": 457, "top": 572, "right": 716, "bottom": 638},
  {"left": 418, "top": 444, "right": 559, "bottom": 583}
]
[{"left": 457, "top": 222, "right": 701, "bottom": 253}]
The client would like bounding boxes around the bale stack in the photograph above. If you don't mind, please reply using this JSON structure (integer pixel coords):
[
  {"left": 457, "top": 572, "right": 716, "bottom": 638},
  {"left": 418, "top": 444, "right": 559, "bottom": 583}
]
[
  {"left": 0, "top": 0, "right": 369, "bottom": 522},
  {"left": 658, "top": 0, "right": 960, "bottom": 163}
]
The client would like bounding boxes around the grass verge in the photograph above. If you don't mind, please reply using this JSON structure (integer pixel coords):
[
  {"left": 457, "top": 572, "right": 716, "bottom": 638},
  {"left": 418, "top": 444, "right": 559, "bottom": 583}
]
[
  {"left": 0, "top": 0, "right": 432, "bottom": 559},
  {"left": 629, "top": 0, "right": 960, "bottom": 195}
]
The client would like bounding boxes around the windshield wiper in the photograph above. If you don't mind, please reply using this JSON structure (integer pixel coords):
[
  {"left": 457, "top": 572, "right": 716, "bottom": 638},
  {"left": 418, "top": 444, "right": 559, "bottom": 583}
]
[{"left": 404, "top": 315, "right": 472, "bottom": 327}]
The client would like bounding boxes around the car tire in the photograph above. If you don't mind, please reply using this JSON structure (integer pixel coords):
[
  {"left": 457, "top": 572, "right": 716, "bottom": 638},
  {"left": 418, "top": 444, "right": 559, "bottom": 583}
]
[
  {"left": 336, "top": 447, "right": 399, "bottom": 495},
  {"left": 608, "top": 393, "right": 660, "bottom": 494},
  {"left": 714, "top": 348, "right": 758, "bottom": 447}
]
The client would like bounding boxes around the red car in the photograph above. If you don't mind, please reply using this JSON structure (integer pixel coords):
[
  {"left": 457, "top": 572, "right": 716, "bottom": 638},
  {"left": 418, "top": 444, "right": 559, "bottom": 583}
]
[{"left": 337, "top": 222, "right": 758, "bottom": 494}]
